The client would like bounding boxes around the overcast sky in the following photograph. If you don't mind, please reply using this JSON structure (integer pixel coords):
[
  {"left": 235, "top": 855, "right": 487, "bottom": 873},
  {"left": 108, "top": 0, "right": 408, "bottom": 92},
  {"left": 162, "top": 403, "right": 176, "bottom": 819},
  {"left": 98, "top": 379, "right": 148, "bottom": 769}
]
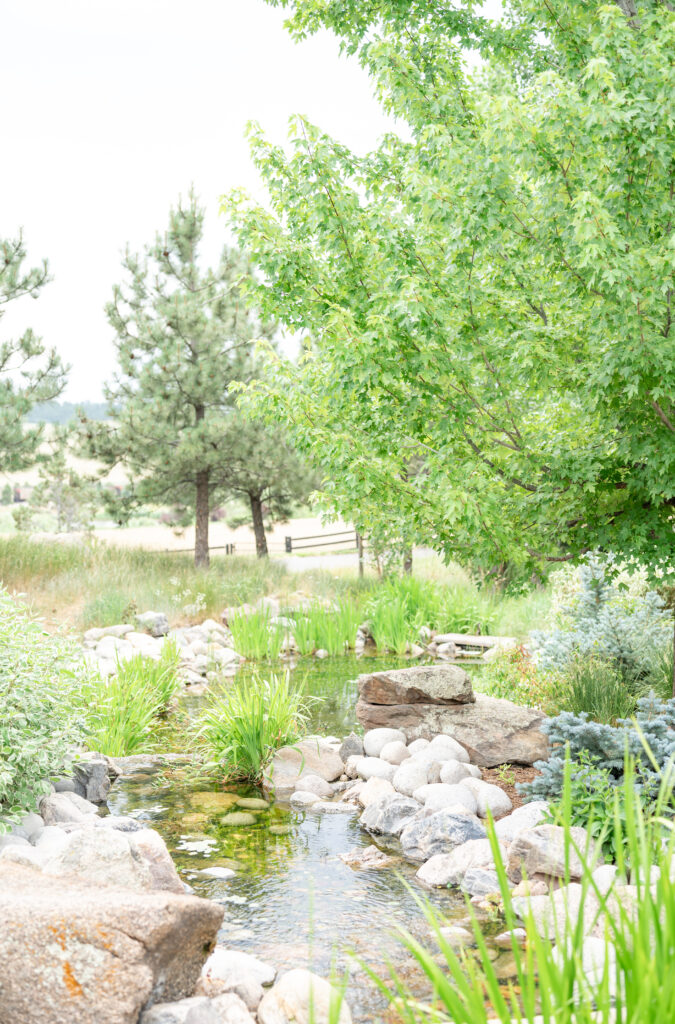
[{"left": 1, "top": 1, "right": 397, "bottom": 400}]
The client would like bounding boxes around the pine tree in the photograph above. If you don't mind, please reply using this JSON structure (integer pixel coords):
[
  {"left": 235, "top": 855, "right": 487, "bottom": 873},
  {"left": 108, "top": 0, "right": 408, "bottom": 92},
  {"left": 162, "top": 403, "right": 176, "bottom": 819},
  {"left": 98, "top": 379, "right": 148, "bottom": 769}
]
[
  {"left": 83, "top": 191, "right": 279, "bottom": 566},
  {"left": 31, "top": 429, "right": 99, "bottom": 533},
  {"left": 0, "top": 233, "right": 67, "bottom": 470}
]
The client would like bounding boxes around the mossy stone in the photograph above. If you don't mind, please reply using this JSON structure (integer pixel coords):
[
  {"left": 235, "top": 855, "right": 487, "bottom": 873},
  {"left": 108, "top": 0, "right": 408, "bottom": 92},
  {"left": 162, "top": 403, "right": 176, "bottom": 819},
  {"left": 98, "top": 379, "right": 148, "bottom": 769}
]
[
  {"left": 236, "top": 797, "right": 269, "bottom": 810},
  {"left": 220, "top": 811, "right": 257, "bottom": 827}
]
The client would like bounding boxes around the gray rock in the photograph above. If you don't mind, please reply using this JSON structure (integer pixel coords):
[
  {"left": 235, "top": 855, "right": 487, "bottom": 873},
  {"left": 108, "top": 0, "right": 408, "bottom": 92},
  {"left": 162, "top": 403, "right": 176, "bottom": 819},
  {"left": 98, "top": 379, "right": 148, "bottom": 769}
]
[
  {"left": 140, "top": 998, "right": 220, "bottom": 1024},
  {"left": 339, "top": 732, "right": 364, "bottom": 761},
  {"left": 39, "top": 792, "right": 89, "bottom": 825},
  {"left": 0, "top": 862, "right": 223, "bottom": 1024},
  {"left": 211, "top": 993, "right": 257, "bottom": 1023},
  {"left": 416, "top": 838, "right": 508, "bottom": 888},
  {"left": 130, "top": 829, "right": 185, "bottom": 893},
  {"left": 10, "top": 812, "right": 44, "bottom": 842},
  {"left": 507, "top": 825, "right": 598, "bottom": 883},
  {"left": 136, "top": 611, "right": 170, "bottom": 637},
  {"left": 400, "top": 808, "right": 486, "bottom": 862},
  {"left": 360, "top": 795, "right": 422, "bottom": 836},
  {"left": 0, "top": 834, "right": 30, "bottom": 851},
  {"left": 263, "top": 739, "right": 343, "bottom": 800},
  {"left": 295, "top": 774, "right": 333, "bottom": 799},
  {"left": 73, "top": 753, "right": 113, "bottom": 804},
  {"left": 210, "top": 978, "right": 264, "bottom": 1013},
  {"left": 356, "top": 693, "right": 548, "bottom": 767},
  {"left": 363, "top": 728, "right": 407, "bottom": 757},
  {"left": 358, "top": 666, "right": 474, "bottom": 706},
  {"left": 53, "top": 777, "right": 79, "bottom": 794},
  {"left": 62, "top": 790, "right": 99, "bottom": 815},
  {"left": 461, "top": 868, "right": 501, "bottom": 897}
]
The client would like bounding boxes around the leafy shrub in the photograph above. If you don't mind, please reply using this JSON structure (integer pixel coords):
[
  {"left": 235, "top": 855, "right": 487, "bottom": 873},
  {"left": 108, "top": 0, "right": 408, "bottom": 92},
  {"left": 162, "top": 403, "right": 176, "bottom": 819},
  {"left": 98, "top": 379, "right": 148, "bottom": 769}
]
[
  {"left": 474, "top": 646, "right": 560, "bottom": 713},
  {"left": 520, "top": 693, "right": 675, "bottom": 804},
  {"left": 0, "top": 590, "right": 86, "bottom": 828},
  {"left": 194, "top": 674, "right": 315, "bottom": 782},
  {"left": 378, "top": 760, "right": 675, "bottom": 1023},
  {"left": 532, "top": 554, "right": 670, "bottom": 676},
  {"left": 78, "top": 640, "right": 182, "bottom": 756}
]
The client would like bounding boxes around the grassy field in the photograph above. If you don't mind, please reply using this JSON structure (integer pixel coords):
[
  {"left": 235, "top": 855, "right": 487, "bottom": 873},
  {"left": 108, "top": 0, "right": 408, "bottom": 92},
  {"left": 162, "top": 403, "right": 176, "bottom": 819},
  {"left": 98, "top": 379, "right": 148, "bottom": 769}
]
[{"left": 0, "top": 534, "right": 552, "bottom": 637}]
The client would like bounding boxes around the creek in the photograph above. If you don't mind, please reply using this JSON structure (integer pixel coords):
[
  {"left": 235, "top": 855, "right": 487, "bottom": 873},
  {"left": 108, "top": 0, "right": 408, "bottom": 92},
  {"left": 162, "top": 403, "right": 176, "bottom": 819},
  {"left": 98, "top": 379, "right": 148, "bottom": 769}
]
[{"left": 108, "top": 655, "right": 483, "bottom": 1022}]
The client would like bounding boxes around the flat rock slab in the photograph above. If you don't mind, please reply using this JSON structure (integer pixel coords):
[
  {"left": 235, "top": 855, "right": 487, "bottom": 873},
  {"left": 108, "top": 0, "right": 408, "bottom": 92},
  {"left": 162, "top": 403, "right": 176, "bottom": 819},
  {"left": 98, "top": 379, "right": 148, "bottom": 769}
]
[
  {"left": 0, "top": 863, "right": 223, "bottom": 1024},
  {"left": 263, "top": 740, "right": 344, "bottom": 800},
  {"left": 356, "top": 693, "right": 548, "bottom": 767},
  {"left": 358, "top": 666, "right": 474, "bottom": 706}
]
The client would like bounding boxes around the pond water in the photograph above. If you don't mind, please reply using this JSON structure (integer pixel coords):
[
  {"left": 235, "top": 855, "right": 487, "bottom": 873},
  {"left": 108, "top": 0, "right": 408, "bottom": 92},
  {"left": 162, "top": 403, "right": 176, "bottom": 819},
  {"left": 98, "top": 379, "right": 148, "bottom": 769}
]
[{"left": 108, "top": 654, "right": 499, "bottom": 1022}]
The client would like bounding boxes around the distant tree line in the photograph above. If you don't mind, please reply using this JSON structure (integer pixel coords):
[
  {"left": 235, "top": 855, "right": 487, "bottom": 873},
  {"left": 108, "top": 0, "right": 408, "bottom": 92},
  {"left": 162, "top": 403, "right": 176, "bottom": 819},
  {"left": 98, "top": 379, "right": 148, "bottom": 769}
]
[{"left": 24, "top": 401, "right": 110, "bottom": 425}]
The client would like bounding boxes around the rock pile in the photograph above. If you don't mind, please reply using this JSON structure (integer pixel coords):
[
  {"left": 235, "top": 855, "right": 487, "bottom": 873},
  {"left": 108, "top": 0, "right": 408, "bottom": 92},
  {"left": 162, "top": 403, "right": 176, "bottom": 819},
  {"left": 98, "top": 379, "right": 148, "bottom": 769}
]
[
  {"left": 355, "top": 665, "right": 548, "bottom": 766},
  {"left": 82, "top": 616, "right": 242, "bottom": 687}
]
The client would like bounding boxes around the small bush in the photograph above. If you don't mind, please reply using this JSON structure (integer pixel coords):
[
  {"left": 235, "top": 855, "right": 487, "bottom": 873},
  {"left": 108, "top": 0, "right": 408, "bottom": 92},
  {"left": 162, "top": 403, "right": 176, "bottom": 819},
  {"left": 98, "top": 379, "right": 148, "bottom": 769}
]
[
  {"left": 520, "top": 693, "right": 675, "bottom": 804},
  {"left": 474, "top": 646, "right": 559, "bottom": 713},
  {"left": 0, "top": 590, "right": 86, "bottom": 828},
  {"left": 559, "top": 654, "right": 643, "bottom": 723},
  {"left": 194, "top": 674, "right": 315, "bottom": 782}
]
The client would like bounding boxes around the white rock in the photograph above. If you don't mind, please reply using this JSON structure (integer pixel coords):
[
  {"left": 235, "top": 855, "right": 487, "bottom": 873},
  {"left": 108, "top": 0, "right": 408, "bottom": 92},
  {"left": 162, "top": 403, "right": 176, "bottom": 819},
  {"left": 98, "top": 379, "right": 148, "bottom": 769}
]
[
  {"left": 344, "top": 756, "right": 362, "bottom": 780},
  {"left": 407, "top": 738, "right": 430, "bottom": 754},
  {"left": 290, "top": 791, "right": 320, "bottom": 808},
  {"left": 591, "top": 865, "right": 619, "bottom": 894},
  {"left": 392, "top": 760, "right": 429, "bottom": 797},
  {"left": 423, "top": 783, "right": 478, "bottom": 815},
  {"left": 461, "top": 778, "right": 512, "bottom": 818},
  {"left": 439, "top": 759, "right": 474, "bottom": 785},
  {"left": 311, "top": 801, "right": 357, "bottom": 814},
  {"left": 363, "top": 728, "right": 407, "bottom": 758},
  {"left": 257, "top": 968, "right": 351, "bottom": 1024},
  {"left": 295, "top": 774, "right": 333, "bottom": 799},
  {"left": 357, "top": 777, "right": 395, "bottom": 809},
  {"left": 379, "top": 741, "right": 411, "bottom": 766},
  {"left": 203, "top": 948, "right": 277, "bottom": 987},
  {"left": 197, "top": 866, "right": 236, "bottom": 880},
  {"left": 495, "top": 801, "right": 549, "bottom": 842},
  {"left": 427, "top": 734, "right": 470, "bottom": 763},
  {"left": 355, "top": 757, "right": 397, "bottom": 783},
  {"left": 211, "top": 993, "right": 257, "bottom": 1024}
]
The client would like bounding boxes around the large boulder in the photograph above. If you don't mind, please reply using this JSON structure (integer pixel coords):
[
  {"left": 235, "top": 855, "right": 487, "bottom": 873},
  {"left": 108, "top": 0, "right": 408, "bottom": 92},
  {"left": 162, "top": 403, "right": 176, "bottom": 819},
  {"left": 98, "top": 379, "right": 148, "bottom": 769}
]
[
  {"left": 0, "top": 863, "right": 223, "bottom": 1024},
  {"left": 263, "top": 739, "right": 343, "bottom": 800},
  {"left": 42, "top": 827, "right": 182, "bottom": 893},
  {"left": 358, "top": 666, "right": 474, "bottom": 706},
  {"left": 356, "top": 693, "right": 548, "bottom": 766},
  {"left": 416, "top": 837, "right": 508, "bottom": 888},
  {"left": 360, "top": 795, "right": 421, "bottom": 836},
  {"left": 400, "top": 808, "right": 486, "bottom": 862}
]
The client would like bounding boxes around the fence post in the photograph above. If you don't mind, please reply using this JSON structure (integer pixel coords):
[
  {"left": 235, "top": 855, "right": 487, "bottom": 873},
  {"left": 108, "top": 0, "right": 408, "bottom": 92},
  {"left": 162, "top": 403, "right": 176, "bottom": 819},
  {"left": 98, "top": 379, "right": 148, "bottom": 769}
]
[
  {"left": 356, "top": 533, "right": 364, "bottom": 578},
  {"left": 285, "top": 536, "right": 293, "bottom": 553}
]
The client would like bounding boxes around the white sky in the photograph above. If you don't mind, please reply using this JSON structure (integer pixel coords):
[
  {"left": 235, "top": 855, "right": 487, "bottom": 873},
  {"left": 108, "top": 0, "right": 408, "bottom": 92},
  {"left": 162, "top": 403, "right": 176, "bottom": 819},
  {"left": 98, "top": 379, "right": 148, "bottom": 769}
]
[{"left": 1, "top": 1, "right": 396, "bottom": 400}]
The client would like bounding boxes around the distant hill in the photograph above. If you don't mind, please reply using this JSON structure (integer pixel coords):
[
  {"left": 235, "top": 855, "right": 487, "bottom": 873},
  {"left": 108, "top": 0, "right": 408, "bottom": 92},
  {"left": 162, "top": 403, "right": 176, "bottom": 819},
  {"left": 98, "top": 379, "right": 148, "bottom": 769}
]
[{"left": 25, "top": 401, "right": 111, "bottom": 424}]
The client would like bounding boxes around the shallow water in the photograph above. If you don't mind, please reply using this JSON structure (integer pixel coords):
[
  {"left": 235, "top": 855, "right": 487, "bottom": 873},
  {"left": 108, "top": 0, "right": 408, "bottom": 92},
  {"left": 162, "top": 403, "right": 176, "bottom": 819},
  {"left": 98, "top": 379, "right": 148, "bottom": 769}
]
[{"left": 108, "top": 655, "right": 485, "bottom": 1022}]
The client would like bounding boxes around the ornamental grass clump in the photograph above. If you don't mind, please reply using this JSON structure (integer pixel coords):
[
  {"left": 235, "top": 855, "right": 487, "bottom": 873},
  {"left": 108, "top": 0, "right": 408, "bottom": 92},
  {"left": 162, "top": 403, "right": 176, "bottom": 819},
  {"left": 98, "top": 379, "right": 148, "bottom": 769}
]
[
  {"left": 228, "top": 608, "right": 284, "bottom": 660},
  {"left": 373, "top": 758, "right": 675, "bottom": 1023},
  {"left": 78, "top": 639, "right": 182, "bottom": 756},
  {"left": 0, "top": 589, "right": 86, "bottom": 829},
  {"left": 194, "top": 673, "right": 316, "bottom": 782}
]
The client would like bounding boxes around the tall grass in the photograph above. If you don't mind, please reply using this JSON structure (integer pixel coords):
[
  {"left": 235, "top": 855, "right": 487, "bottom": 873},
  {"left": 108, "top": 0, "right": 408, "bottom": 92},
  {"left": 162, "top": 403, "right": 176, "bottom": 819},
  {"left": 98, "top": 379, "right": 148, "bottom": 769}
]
[
  {"left": 194, "top": 674, "right": 316, "bottom": 782},
  {"left": 559, "top": 655, "right": 643, "bottom": 723},
  {"left": 229, "top": 609, "right": 284, "bottom": 660},
  {"left": 373, "top": 756, "right": 675, "bottom": 1023},
  {"left": 292, "top": 599, "right": 362, "bottom": 656},
  {"left": 369, "top": 595, "right": 410, "bottom": 654},
  {"left": 78, "top": 640, "right": 182, "bottom": 756}
]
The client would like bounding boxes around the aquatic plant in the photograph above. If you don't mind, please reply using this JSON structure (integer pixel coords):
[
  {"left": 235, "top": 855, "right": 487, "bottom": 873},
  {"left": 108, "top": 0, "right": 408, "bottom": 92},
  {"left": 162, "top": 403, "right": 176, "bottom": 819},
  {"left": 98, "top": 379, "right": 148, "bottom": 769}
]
[
  {"left": 229, "top": 608, "right": 284, "bottom": 660},
  {"left": 195, "top": 673, "right": 316, "bottom": 782}
]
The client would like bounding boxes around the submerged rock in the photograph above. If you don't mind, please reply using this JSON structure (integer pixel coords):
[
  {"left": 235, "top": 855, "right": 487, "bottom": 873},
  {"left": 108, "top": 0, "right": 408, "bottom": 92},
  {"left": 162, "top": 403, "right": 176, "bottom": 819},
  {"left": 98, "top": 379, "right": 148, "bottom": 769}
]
[
  {"left": 340, "top": 845, "right": 394, "bottom": 869},
  {"left": 220, "top": 812, "right": 257, "bottom": 827},
  {"left": 263, "top": 740, "right": 343, "bottom": 800}
]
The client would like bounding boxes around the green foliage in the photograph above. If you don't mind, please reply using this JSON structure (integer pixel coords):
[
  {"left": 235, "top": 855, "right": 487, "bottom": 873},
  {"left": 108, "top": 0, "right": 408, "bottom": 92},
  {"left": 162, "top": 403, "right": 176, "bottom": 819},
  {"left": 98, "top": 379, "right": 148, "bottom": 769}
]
[
  {"left": 292, "top": 598, "right": 361, "bottom": 655},
  {"left": 0, "top": 233, "right": 67, "bottom": 472},
  {"left": 558, "top": 655, "right": 644, "bottom": 724},
  {"left": 194, "top": 673, "right": 315, "bottom": 782},
  {"left": 78, "top": 641, "right": 182, "bottom": 757},
  {"left": 521, "top": 693, "right": 675, "bottom": 803},
  {"left": 532, "top": 555, "right": 671, "bottom": 677},
  {"left": 368, "top": 593, "right": 410, "bottom": 654},
  {"left": 375, "top": 757, "right": 675, "bottom": 1022},
  {"left": 474, "top": 647, "right": 559, "bottom": 714},
  {"left": 0, "top": 590, "right": 85, "bottom": 828},
  {"left": 30, "top": 428, "right": 99, "bottom": 533},
  {"left": 228, "top": 609, "right": 284, "bottom": 660},
  {"left": 1, "top": 485, "right": 11, "bottom": 505},
  {"left": 229, "top": 1, "right": 675, "bottom": 582}
]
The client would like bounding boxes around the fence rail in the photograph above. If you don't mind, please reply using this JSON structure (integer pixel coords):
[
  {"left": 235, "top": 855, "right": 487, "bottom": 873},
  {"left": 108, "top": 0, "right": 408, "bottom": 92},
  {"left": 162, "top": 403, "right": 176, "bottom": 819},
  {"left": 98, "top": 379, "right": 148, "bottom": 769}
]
[{"left": 166, "top": 527, "right": 365, "bottom": 572}]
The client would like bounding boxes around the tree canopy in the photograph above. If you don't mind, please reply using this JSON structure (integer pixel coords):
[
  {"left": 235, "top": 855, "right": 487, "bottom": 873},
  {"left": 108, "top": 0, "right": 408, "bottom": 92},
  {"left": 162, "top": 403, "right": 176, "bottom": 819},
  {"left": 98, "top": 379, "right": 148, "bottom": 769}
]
[
  {"left": 0, "top": 233, "right": 67, "bottom": 471},
  {"left": 227, "top": 0, "right": 675, "bottom": 581}
]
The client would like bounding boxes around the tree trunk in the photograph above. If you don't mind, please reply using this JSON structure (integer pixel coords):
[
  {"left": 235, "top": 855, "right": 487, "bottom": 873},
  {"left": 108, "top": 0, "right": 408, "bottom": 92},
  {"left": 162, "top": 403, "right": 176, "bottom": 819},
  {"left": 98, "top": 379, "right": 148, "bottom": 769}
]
[
  {"left": 250, "top": 494, "right": 268, "bottom": 558},
  {"left": 403, "top": 546, "right": 413, "bottom": 575},
  {"left": 194, "top": 470, "right": 210, "bottom": 568}
]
